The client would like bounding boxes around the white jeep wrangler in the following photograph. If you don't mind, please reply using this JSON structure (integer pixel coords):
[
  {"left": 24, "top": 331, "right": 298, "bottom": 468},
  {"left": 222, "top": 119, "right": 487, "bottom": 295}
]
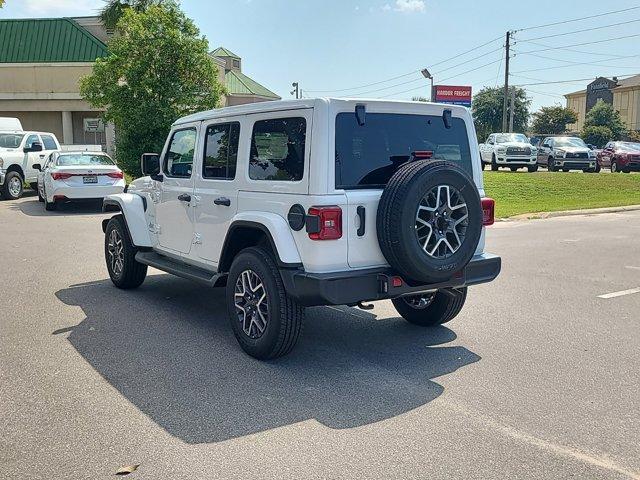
[{"left": 102, "top": 99, "right": 501, "bottom": 359}]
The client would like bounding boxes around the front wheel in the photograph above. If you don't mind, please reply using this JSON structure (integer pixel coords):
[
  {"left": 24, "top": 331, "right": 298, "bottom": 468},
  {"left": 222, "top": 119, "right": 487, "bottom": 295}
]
[
  {"left": 1, "top": 171, "right": 24, "bottom": 200},
  {"left": 392, "top": 287, "right": 467, "bottom": 326},
  {"left": 491, "top": 155, "right": 498, "bottom": 171},
  {"left": 547, "top": 158, "right": 556, "bottom": 172},
  {"left": 611, "top": 161, "right": 618, "bottom": 173},
  {"left": 104, "top": 215, "right": 147, "bottom": 289},
  {"left": 528, "top": 165, "right": 539, "bottom": 173},
  {"left": 226, "top": 247, "right": 304, "bottom": 360}
]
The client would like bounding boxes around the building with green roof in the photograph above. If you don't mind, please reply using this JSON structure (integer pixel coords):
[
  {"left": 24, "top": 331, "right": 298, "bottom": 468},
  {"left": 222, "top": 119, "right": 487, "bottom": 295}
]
[{"left": 211, "top": 46, "right": 280, "bottom": 106}]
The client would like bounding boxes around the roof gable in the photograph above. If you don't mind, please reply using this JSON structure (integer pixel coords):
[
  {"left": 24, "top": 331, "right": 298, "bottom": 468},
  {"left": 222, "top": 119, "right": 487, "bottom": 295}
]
[
  {"left": 0, "top": 18, "right": 108, "bottom": 63},
  {"left": 211, "top": 46, "right": 240, "bottom": 59}
]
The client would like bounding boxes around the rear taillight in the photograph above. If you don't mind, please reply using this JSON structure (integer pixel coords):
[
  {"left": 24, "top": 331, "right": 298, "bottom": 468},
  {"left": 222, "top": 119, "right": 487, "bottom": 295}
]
[
  {"left": 51, "top": 172, "right": 72, "bottom": 180},
  {"left": 107, "top": 171, "right": 124, "bottom": 179},
  {"left": 307, "top": 206, "right": 342, "bottom": 240},
  {"left": 481, "top": 197, "right": 495, "bottom": 226}
]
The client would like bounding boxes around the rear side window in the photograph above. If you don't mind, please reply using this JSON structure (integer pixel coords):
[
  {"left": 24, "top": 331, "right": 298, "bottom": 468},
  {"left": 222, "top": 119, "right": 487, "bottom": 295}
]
[
  {"left": 164, "top": 128, "right": 196, "bottom": 178},
  {"left": 249, "top": 117, "right": 306, "bottom": 181},
  {"left": 203, "top": 122, "right": 240, "bottom": 180},
  {"left": 335, "top": 112, "right": 473, "bottom": 189},
  {"left": 41, "top": 135, "right": 57, "bottom": 150}
]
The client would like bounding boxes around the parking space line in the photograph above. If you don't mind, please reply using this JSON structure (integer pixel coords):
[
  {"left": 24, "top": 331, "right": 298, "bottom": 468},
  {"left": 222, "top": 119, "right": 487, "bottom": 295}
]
[
  {"left": 625, "top": 266, "right": 640, "bottom": 270},
  {"left": 597, "top": 287, "right": 640, "bottom": 299}
]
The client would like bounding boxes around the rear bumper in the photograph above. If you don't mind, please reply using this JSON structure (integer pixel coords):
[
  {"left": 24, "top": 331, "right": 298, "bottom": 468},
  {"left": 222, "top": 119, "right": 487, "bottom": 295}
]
[
  {"left": 280, "top": 253, "right": 501, "bottom": 307},
  {"left": 51, "top": 184, "right": 125, "bottom": 200}
]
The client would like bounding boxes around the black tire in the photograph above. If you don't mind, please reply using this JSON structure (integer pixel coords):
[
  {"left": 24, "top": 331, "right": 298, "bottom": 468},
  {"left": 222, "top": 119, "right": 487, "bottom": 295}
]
[
  {"left": 226, "top": 247, "right": 304, "bottom": 360},
  {"left": 44, "top": 198, "right": 57, "bottom": 211},
  {"left": 527, "top": 165, "right": 538, "bottom": 173},
  {"left": 509, "top": 167, "right": 518, "bottom": 172},
  {"left": 482, "top": 161, "right": 487, "bottom": 171},
  {"left": 377, "top": 160, "right": 483, "bottom": 283},
  {"left": 611, "top": 161, "right": 618, "bottom": 173},
  {"left": 392, "top": 288, "right": 467, "bottom": 326},
  {"left": 595, "top": 163, "right": 601, "bottom": 173},
  {"left": 1, "top": 171, "right": 24, "bottom": 200},
  {"left": 547, "top": 157, "right": 556, "bottom": 172},
  {"left": 490, "top": 154, "right": 498, "bottom": 171},
  {"left": 562, "top": 169, "right": 569, "bottom": 172},
  {"left": 623, "top": 169, "right": 631, "bottom": 173},
  {"left": 37, "top": 186, "right": 44, "bottom": 202},
  {"left": 29, "top": 182, "right": 38, "bottom": 191},
  {"left": 104, "top": 215, "right": 147, "bottom": 289}
]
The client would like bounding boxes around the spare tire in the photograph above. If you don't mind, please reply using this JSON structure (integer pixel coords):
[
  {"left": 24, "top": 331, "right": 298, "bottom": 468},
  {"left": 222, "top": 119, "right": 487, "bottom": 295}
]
[{"left": 377, "top": 160, "right": 482, "bottom": 283}]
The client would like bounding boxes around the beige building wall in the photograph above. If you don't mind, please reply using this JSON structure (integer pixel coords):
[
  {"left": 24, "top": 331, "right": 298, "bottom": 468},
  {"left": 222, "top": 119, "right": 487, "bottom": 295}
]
[
  {"left": 565, "top": 93, "right": 586, "bottom": 131},
  {"left": 613, "top": 87, "right": 640, "bottom": 131}
]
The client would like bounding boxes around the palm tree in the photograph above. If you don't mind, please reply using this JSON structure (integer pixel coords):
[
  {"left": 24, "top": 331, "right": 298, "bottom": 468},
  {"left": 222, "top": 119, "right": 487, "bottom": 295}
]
[{"left": 100, "top": 0, "right": 167, "bottom": 31}]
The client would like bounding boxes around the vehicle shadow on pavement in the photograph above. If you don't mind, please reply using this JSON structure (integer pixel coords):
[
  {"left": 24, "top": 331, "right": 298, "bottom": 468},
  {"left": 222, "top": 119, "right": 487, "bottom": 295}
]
[
  {"left": 55, "top": 275, "right": 480, "bottom": 444},
  {"left": 10, "top": 197, "right": 105, "bottom": 217}
]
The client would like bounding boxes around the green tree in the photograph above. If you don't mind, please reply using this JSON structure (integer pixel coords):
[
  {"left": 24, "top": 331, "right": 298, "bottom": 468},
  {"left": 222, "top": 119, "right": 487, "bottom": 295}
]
[
  {"left": 582, "top": 100, "right": 626, "bottom": 140},
  {"left": 530, "top": 105, "right": 577, "bottom": 134},
  {"left": 81, "top": 3, "right": 224, "bottom": 176},
  {"left": 0, "top": 1, "right": 5, "bottom": 8},
  {"left": 581, "top": 125, "right": 613, "bottom": 148},
  {"left": 101, "top": 0, "right": 169, "bottom": 31},
  {"left": 471, "top": 86, "right": 530, "bottom": 140}
]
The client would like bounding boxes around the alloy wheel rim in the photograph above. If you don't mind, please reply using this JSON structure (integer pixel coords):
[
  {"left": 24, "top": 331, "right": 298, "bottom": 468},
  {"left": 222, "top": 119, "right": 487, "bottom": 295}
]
[
  {"left": 234, "top": 269, "right": 269, "bottom": 339},
  {"left": 8, "top": 177, "right": 21, "bottom": 197},
  {"left": 403, "top": 292, "right": 436, "bottom": 309},
  {"left": 107, "top": 229, "right": 124, "bottom": 277},
  {"left": 415, "top": 185, "right": 469, "bottom": 259}
]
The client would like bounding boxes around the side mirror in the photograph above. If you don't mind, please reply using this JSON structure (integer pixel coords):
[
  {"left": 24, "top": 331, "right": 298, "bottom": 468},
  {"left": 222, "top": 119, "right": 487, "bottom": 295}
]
[
  {"left": 542, "top": 143, "right": 550, "bottom": 148},
  {"left": 141, "top": 153, "right": 161, "bottom": 180},
  {"left": 24, "top": 141, "right": 43, "bottom": 153},
  {"left": 32, "top": 163, "right": 42, "bottom": 171}
]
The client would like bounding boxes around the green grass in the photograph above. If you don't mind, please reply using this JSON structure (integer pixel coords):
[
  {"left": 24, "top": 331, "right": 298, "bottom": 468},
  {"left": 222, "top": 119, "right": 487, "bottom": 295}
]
[{"left": 483, "top": 171, "right": 640, "bottom": 218}]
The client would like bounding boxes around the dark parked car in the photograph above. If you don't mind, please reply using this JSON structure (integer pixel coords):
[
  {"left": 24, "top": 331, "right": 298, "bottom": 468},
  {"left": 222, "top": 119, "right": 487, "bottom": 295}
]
[{"left": 597, "top": 141, "right": 640, "bottom": 173}]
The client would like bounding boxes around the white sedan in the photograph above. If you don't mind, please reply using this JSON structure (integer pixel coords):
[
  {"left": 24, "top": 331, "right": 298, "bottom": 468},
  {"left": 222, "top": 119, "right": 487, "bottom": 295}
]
[{"left": 35, "top": 151, "right": 126, "bottom": 211}]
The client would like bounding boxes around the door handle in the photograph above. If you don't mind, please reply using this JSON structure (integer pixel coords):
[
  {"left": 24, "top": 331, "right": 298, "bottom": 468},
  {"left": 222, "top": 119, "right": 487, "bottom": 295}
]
[
  {"left": 39, "top": 154, "right": 45, "bottom": 158},
  {"left": 214, "top": 197, "right": 231, "bottom": 206},
  {"left": 178, "top": 193, "right": 191, "bottom": 202}
]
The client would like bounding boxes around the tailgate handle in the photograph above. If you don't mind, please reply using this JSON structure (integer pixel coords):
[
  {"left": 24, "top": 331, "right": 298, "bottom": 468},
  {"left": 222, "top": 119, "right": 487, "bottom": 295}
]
[{"left": 356, "top": 206, "right": 366, "bottom": 237}]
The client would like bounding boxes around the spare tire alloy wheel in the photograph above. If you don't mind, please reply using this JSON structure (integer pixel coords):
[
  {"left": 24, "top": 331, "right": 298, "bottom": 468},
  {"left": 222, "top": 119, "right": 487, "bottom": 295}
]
[
  {"left": 377, "top": 160, "right": 482, "bottom": 283},
  {"left": 416, "top": 185, "right": 469, "bottom": 259},
  {"left": 234, "top": 269, "right": 269, "bottom": 339},
  {"left": 403, "top": 292, "right": 436, "bottom": 309}
]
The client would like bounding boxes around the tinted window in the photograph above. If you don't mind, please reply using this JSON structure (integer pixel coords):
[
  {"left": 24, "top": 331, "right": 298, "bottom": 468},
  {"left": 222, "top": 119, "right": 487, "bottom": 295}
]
[
  {"left": 25, "top": 134, "right": 39, "bottom": 148},
  {"left": 249, "top": 117, "right": 306, "bottom": 181},
  {"left": 164, "top": 128, "right": 196, "bottom": 177},
  {"left": 41, "top": 135, "right": 57, "bottom": 150},
  {"left": 57, "top": 154, "right": 115, "bottom": 166},
  {"left": 203, "top": 122, "right": 240, "bottom": 180},
  {"left": 0, "top": 133, "right": 24, "bottom": 148},
  {"left": 335, "top": 112, "right": 472, "bottom": 189}
]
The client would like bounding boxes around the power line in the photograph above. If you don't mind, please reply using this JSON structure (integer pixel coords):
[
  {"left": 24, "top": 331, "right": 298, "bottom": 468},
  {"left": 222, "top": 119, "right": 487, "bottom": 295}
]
[
  {"left": 517, "top": 39, "right": 634, "bottom": 58},
  {"left": 519, "top": 18, "right": 640, "bottom": 42},
  {"left": 514, "top": 5, "right": 640, "bottom": 32},
  {"left": 432, "top": 46, "right": 503, "bottom": 76},
  {"left": 511, "top": 54, "right": 640, "bottom": 74},
  {"left": 513, "top": 74, "right": 637, "bottom": 86},
  {"left": 517, "top": 33, "right": 640, "bottom": 54},
  {"left": 304, "top": 35, "right": 503, "bottom": 94}
]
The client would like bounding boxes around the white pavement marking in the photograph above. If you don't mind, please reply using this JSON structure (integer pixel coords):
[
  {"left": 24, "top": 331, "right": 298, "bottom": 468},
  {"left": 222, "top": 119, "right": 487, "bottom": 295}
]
[
  {"left": 446, "top": 401, "right": 640, "bottom": 479},
  {"left": 597, "top": 287, "right": 640, "bottom": 299}
]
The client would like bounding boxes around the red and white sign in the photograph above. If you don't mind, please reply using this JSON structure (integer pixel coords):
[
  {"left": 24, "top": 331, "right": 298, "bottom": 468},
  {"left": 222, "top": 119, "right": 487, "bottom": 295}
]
[{"left": 433, "top": 85, "right": 472, "bottom": 107}]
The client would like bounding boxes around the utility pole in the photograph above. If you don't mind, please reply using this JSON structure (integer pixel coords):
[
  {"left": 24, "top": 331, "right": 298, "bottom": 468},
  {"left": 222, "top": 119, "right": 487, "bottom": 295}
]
[
  {"left": 291, "top": 82, "right": 300, "bottom": 99},
  {"left": 509, "top": 87, "right": 516, "bottom": 133},
  {"left": 501, "top": 31, "right": 510, "bottom": 133},
  {"left": 421, "top": 68, "right": 433, "bottom": 102}
]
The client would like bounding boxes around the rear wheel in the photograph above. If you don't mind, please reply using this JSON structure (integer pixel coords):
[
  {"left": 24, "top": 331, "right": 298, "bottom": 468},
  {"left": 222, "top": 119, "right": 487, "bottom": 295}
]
[
  {"left": 392, "top": 288, "right": 467, "bottom": 326},
  {"left": 1, "top": 171, "right": 24, "bottom": 200},
  {"left": 104, "top": 215, "right": 147, "bottom": 289},
  {"left": 226, "top": 247, "right": 304, "bottom": 360},
  {"left": 527, "top": 165, "right": 538, "bottom": 173}
]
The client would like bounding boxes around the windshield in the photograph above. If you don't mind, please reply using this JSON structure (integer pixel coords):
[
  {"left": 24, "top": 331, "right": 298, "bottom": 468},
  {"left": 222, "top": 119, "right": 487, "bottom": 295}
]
[
  {"left": 57, "top": 154, "right": 115, "bottom": 166},
  {"left": 554, "top": 137, "right": 587, "bottom": 148},
  {"left": 0, "top": 133, "right": 25, "bottom": 148},
  {"left": 335, "top": 112, "right": 472, "bottom": 189},
  {"left": 495, "top": 133, "right": 528, "bottom": 144},
  {"left": 616, "top": 142, "right": 640, "bottom": 152}
]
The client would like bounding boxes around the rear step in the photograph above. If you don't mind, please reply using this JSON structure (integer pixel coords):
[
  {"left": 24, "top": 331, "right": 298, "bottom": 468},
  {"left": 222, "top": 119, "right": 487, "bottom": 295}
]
[{"left": 135, "top": 251, "right": 224, "bottom": 287}]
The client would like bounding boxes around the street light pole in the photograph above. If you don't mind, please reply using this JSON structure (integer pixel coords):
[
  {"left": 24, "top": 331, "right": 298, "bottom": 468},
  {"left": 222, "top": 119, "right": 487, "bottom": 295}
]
[
  {"left": 421, "top": 68, "right": 433, "bottom": 102},
  {"left": 291, "top": 82, "right": 299, "bottom": 99}
]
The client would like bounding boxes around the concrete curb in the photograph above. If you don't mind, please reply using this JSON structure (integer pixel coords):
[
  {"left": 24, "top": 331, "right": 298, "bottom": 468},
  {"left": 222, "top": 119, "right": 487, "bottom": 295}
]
[{"left": 502, "top": 204, "right": 640, "bottom": 221}]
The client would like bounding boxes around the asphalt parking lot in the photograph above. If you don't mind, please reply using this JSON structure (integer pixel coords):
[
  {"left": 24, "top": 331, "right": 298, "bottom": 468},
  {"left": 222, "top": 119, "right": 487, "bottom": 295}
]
[{"left": 1, "top": 194, "right": 639, "bottom": 479}]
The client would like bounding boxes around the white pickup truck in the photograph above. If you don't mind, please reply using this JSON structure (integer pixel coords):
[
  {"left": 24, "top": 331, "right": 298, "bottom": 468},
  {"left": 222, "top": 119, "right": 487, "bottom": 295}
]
[
  {"left": 479, "top": 132, "right": 538, "bottom": 172},
  {"left": 0, "top": 130, "right": 61, "bottom": 199},
  {"left": 101, "top": 99, "right": 501, "bottom": 359}
]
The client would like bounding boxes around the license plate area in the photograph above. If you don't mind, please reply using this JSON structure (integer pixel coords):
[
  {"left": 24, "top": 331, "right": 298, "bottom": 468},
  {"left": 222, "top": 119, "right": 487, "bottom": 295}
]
[{"left": 83, "top": 176, "right": 98, "bottom": 184}]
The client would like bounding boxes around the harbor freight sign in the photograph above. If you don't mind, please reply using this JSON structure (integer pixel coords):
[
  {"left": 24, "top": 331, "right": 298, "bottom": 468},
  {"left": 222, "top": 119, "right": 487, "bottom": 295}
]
[{"left": 433, "top": 85, "right": 472, "bottom": 107}]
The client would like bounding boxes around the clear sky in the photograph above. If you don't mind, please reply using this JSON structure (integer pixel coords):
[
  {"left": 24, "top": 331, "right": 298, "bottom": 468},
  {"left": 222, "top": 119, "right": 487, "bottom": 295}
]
[{"left": 2, "top": 0, "right": 640, "bottom": 112}]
